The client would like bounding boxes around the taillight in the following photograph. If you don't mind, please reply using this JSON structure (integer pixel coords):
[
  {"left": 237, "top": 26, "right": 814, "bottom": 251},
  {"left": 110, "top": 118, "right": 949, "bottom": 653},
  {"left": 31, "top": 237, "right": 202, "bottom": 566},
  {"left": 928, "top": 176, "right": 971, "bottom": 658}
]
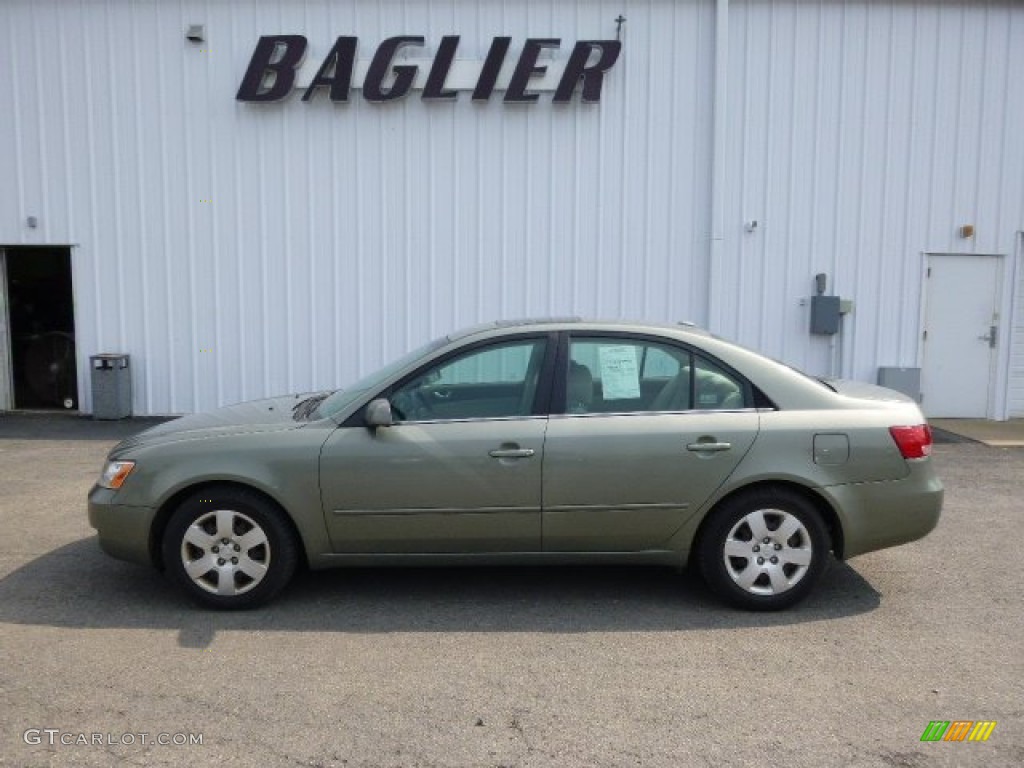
[{"left": 889, "top": 425, "right": 933, "bottom": 460}]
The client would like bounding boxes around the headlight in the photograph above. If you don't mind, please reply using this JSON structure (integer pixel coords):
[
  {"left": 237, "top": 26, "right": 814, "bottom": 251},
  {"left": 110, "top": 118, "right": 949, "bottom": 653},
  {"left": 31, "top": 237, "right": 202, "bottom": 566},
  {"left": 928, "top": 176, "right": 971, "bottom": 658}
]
[{"left": 99, "top": 460, "right": 136, "bottom": 489}]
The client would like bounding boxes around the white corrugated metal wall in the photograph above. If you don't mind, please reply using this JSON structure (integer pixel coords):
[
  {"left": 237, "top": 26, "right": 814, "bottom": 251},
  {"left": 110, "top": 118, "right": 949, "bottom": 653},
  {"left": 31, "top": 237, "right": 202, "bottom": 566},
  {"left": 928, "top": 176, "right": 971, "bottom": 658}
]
[
  {"left": 1, "top": 0, "right": 1022, "bottom": 416},
  {"left": 716, "top": 0, "right": 1024, "bottom": 417},
  {"left": 1, "top": 0, "right": 715, "bottom": 415}
]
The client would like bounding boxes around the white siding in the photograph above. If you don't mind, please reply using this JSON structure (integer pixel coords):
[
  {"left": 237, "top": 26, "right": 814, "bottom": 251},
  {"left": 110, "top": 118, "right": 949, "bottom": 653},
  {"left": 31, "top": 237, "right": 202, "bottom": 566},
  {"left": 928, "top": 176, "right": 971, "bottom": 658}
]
[
  {"left": 717, "top": 0, "right": 1024, "bottom": 397},
  {"left": 0, "top": 0, "right": 715, "bottom": 415},
  {"left": 1, "top": 0, "right": 1023, "bottom": 416}
]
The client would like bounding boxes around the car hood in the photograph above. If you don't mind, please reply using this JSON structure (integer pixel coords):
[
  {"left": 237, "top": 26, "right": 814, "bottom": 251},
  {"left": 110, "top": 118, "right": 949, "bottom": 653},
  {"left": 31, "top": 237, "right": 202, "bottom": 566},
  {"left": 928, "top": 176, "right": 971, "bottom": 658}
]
[{"left": 109, "top": 394, "right": 324, "bottom": 455}]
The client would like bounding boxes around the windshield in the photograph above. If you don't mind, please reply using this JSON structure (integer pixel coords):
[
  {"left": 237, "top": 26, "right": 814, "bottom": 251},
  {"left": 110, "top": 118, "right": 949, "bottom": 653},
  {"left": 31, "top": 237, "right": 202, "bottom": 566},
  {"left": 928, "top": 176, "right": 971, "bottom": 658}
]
[{"left": 314, "top": 336, "right": 449, "bottom": 419}]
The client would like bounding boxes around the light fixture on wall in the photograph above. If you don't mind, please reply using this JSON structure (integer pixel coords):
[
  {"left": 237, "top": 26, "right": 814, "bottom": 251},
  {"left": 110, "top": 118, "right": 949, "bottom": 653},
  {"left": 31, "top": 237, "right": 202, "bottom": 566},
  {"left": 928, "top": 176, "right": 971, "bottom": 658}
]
[
  {"left": 186, "top": 24, "right": 205, "bottom": 43},
  {"left": 959, "top": 224, "right": 975, "bottom": 239},
  {"left": 26, "top": 216, "right": 38, "bottom": 228}
]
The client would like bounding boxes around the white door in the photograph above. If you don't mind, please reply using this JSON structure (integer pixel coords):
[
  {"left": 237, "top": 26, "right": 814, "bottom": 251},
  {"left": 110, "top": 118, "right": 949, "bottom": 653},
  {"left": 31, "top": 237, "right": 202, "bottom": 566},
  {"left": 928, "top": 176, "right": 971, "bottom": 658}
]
[{"left": 921, "top": 254, "right": 1002, "bottom": 418}]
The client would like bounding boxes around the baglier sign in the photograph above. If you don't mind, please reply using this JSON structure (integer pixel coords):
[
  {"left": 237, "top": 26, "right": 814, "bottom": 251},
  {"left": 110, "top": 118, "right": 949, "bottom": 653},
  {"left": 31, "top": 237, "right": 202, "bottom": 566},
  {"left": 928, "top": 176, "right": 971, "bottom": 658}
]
[{"left": 236, "top": 35, "right": 623, "bottom": 104}]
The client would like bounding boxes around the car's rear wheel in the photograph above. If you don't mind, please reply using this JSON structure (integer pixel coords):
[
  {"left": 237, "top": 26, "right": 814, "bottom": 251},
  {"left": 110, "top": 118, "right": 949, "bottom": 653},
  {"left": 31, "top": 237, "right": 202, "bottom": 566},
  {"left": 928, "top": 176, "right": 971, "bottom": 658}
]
[
  {"left": 697, "top": 487, "right": 829, "bottom": 610},
  {"left": 162, "top": 486, "right": 298, "bottom": 609}
]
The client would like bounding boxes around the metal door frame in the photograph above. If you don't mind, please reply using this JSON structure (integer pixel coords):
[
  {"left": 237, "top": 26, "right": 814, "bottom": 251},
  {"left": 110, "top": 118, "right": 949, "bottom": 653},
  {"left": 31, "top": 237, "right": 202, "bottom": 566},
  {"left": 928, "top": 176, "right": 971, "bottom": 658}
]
[
  {"left": 0, "top": 249, "right": 13, "bottom": 410},
  {"left": 0, "top": 245, "right": 81, "bottom": 412}
]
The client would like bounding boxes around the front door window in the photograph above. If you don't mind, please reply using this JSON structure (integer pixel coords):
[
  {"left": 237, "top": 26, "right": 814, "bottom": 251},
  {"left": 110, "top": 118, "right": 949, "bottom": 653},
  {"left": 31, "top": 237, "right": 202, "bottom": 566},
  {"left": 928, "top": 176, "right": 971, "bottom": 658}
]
[{"left": 390, "top": 338, "right": 548, "bottom": 421}]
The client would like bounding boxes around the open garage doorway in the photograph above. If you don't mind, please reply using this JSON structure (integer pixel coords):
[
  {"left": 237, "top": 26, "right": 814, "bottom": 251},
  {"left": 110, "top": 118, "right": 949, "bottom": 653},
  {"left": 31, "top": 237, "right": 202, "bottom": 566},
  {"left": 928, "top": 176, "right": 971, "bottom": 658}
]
[{"left": 0, "top": 247, "right": 78, "bottom": 410}]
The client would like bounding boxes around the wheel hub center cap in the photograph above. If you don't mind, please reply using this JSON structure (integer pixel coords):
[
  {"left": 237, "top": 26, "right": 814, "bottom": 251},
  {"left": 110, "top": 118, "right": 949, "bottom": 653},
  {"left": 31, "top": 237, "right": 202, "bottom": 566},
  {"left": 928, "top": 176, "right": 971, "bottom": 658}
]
[{"left": 213, "top": 537, "right": 241, "bottom": 564}]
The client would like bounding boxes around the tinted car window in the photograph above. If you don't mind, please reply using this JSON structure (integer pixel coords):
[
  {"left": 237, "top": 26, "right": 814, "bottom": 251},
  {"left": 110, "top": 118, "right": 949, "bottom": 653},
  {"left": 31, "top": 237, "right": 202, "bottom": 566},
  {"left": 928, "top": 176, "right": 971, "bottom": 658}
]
[
  {"left": 567, "top": 338, "right": 692, "bottom": 413},
  {"left": 693, "top": 355, "right": 747, "bottom": 409},
  {"left": 390, "top": 339, "right": 547, "bottom": 422}
]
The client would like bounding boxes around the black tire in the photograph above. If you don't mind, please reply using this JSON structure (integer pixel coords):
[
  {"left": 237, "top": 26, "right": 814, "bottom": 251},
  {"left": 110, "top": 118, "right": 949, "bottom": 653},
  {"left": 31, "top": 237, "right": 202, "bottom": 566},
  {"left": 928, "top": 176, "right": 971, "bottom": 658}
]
[
  {"left": 162, "top": 486, "right": 299, "bottom": 609},
  {"left": 697, "top": 487, "right": 830, "bottom": 611}
]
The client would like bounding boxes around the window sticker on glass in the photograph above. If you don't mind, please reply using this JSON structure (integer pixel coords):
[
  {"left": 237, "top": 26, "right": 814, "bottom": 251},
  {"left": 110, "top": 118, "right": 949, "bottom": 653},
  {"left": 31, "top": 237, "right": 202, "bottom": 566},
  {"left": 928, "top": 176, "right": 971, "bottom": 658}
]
[{"left": 598, "top": 345, "right": 641, "bottom": 400}]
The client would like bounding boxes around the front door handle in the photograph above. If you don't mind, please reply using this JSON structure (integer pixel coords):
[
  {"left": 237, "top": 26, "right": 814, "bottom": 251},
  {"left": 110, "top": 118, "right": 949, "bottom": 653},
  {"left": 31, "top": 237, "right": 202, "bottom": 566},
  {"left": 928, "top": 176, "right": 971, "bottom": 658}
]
[
  {"left": 686, "top": 441, "right": 732, "bottom": 453},
  {"left": 488, "top": 448, "right": 535, "bottom": 459}
]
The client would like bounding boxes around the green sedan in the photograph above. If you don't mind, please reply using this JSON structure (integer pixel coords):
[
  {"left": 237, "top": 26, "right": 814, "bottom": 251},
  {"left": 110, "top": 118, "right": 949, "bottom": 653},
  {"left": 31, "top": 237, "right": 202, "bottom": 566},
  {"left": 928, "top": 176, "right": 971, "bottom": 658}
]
[{"left": 88, "top": 320, "right": 942, "bottom": 610}]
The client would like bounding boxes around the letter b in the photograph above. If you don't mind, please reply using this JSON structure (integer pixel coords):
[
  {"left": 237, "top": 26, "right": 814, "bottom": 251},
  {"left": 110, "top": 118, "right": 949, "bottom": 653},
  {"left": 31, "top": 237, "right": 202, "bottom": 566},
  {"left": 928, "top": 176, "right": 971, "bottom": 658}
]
[{"left": 236, "top": 35, "right": 308, "bottom": 102}]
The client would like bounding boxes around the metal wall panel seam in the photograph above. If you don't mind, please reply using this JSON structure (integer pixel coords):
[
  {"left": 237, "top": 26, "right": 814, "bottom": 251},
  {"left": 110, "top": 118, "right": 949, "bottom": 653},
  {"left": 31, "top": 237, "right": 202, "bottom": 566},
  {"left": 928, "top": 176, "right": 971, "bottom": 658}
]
[
  {"left": 969, "top": 5, "right": 990, "bottom": 250},
  {"left": 617, "top": 5, "right": 630, "bottom": 319},
  {"left": 0, "top": 11, "right": 16, "bottom": 240},
  {"left": 56, "top": 9, "right": 76, "bottom": 236},
  {"left": 927, "top": 5, "right": 947, "bottom": 253},
  {"left": 307, "top": 60, "right": 320, "bottom": 393},
  {"left": 283, "top": 62, "right": 294, "bottom": 396},
  {"left": 257, "top": 96, "right": 270, "bottom": 399},
  {"left": 734, "top": 0, "right": 752, "bottom": 347},
  {"left": 31, "top": 8, "right": 51, "bottom": 243},
  {"left": 898, "top": 2, "right": 922, "bottom": 366},
  {"left": 55, "top": 9, "right": 83, "bottom": 406},
  {"left": 875, "top": 1, "right": 897, "bottom": 377},
  {"left": 154, "top": 0, "right": 174, "bottom": 412},
  {"left": 102, "top": 0, "right": 127, "bottom": 375},
  {"left": 809, "top": 2, "right": 835, "bottom": 376},
  {"left": 545, "top": 58, "right": 555, "bottom": 317},
  {"left": 952, "top": 3, "right": 971, "bottom": 253},
  {"left": 642, "top": 6, "right": 656, "bottom": 322},
  {"left": 664, "top": 0, "right": 679, "bottom": 320},
  {"left": 230, "top": 6, "right": 249, "bottom": 404},
  {"left": 708, "top": 0, "right": 728, "bottom": 333},
  {"left": 851, "top": 4, "right": 872, "bottom": 382},
  {"left": 831, "top": 1, "right": 850, "bottom": 377},
  {"left": 763, "top": 0, "right": 779, "bottom": 356},
  {"left": 181, "top": 1, "right": 199, "bottom": 415},
  {"left": 7, "top": 15, "right": 26, "bottom": 244},
  {"left": 987, "top": 3, "right": 1011, "bottom": 244},
  {"left": 209, "top": 1, "right": 226, "bottom": 410},
  {"left": 81, "top": 4, "right": 103, "bottom": 394},
  {"left": 129, "top": 4, "right": 152, "bottom": 413},
  {"left": 783, "top": 0, "right": 801, "bottom": 369}
]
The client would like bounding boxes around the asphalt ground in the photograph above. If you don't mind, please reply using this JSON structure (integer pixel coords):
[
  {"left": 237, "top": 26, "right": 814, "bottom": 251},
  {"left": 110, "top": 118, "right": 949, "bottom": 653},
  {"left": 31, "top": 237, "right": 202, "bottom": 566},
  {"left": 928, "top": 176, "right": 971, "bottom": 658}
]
[{"left": 0, "top": 415, "right": 1021, "bottom": 767}]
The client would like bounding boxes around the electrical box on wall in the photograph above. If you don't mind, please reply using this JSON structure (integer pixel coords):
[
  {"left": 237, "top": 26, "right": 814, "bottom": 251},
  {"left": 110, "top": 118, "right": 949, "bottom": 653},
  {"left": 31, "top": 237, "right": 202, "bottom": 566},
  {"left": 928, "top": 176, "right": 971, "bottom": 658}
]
[{"left": 810, "top": 295, "right": 841, "bottom": 335}]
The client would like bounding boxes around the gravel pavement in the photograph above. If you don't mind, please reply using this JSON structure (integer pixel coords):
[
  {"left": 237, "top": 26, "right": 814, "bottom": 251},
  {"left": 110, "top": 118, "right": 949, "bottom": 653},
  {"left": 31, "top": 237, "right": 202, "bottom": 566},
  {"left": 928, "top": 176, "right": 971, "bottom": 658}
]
[{"left": 0, "top": 421, "right": 1021, "bottom": 767}]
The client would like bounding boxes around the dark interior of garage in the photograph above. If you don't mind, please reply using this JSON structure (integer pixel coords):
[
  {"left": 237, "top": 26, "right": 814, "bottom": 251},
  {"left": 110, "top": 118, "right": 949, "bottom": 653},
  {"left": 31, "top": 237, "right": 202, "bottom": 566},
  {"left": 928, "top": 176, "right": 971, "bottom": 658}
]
[{"left": 5, "top": 247, "right": 78, "bottom": 409}]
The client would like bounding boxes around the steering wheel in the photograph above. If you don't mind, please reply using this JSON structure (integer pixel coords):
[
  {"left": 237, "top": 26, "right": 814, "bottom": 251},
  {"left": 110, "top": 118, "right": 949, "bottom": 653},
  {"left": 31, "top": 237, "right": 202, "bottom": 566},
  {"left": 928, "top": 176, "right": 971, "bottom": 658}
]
[
  {"left": 391, "top": 387, "right": 433, "bottom": 421},
  {"left": 409, "top": 387, "right": 434, "bottom": 419}
]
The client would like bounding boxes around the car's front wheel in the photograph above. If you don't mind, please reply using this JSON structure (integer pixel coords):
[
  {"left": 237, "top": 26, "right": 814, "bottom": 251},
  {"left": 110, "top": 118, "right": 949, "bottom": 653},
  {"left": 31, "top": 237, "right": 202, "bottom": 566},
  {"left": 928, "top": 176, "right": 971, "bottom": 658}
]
[
  {"left": 162, "top": 486, "right": 298, "bottom": 609},
  {"left": 697, "top": 487, "right": 830, "bottom": 610}
]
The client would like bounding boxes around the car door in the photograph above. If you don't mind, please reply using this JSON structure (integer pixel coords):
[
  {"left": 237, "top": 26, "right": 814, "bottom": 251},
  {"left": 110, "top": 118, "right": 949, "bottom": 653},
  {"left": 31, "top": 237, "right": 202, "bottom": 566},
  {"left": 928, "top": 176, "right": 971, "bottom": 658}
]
[
  {"left": 320, "top": 335, "right": 554, "bottom": 554},
  {"left": 542, "top": 334, "right": 759, "bottom": 551}
]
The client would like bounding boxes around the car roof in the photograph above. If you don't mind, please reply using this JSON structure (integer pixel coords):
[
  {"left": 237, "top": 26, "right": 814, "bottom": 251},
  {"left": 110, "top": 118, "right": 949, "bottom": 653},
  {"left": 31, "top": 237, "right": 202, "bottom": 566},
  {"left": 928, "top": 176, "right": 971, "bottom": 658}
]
[{"left": 447, "top": 317, "right": 713, "bottom": 343}]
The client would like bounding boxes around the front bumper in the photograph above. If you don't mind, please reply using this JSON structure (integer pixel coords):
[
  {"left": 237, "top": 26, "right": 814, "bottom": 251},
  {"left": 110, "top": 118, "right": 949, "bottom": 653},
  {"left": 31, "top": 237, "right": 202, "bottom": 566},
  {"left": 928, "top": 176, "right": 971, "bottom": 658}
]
[
  {"left": 821, "top": 461, "right": 943, "bottom": 559},
  {"left": 87, "top": 485, "right": 157, "bottom": 566}
]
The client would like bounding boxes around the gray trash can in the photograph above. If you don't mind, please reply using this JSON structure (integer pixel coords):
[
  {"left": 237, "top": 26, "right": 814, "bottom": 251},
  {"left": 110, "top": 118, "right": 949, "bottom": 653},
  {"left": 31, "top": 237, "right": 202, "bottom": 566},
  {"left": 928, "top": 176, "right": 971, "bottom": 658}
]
[{"left": 90, "top": 354, "right": 132, "bottom": 420}]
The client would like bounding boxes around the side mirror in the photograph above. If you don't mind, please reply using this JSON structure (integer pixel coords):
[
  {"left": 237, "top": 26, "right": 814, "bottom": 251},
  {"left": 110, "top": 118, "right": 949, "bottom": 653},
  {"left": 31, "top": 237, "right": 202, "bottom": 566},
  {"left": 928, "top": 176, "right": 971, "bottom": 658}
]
[{"left": 365, "top": 398, "right": 394, "bottom": 428}]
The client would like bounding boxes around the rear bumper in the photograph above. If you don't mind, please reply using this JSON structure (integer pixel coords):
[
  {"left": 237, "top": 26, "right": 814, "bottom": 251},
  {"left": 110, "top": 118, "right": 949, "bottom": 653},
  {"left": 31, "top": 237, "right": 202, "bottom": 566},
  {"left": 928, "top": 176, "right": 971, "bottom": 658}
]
[
  {"left": 88, "top": 485, "right": 156, "bottom": 566},
  {"left": 820, "top": 462, "right": 943, "bottom": 559}
]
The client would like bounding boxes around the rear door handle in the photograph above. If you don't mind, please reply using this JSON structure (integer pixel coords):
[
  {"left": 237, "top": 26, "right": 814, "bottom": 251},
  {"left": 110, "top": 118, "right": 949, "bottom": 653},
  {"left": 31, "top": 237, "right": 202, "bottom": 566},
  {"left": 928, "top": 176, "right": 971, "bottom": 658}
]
[
  {"left": 686, "top": 442, "right": 732, "bottom": 453},
  {"left": 488, "top": 448, "right": 535, "bottom": 459}
]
